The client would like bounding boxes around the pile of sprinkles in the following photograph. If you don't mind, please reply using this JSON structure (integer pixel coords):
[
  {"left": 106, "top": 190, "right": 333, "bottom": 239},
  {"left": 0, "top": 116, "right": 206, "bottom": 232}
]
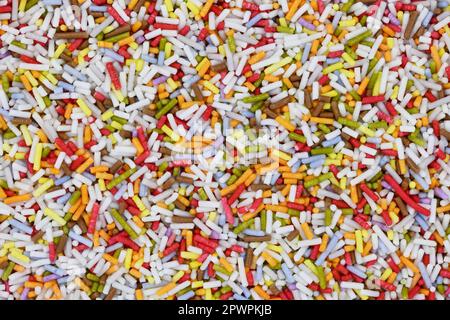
[{"left": 0, "top": 0, "right": 450, "bottom": 301}]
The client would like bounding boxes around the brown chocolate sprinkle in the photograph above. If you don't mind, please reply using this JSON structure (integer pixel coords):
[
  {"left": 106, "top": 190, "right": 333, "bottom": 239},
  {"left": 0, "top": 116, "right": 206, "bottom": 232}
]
[
  {"left": 54, "top": 32, "right": 89, "bottom": 39},
  {"left": 242, "top": 235, "right": 271, "bottom": 242}
]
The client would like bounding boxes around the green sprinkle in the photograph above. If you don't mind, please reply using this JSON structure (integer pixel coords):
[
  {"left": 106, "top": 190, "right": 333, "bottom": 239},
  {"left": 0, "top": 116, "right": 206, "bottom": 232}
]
[
  {"left": 213, "top": 265, "right": 232, "bottom": 276},
  {"left": 338, "top": 117, "right": 360, "bottom": 129},
  {"left": 3, "top": 130, "right": 16, "bottom": 139},
  {"left": 349, "top": 90, "right": 361, "bottom": 101},
  {"left": 304, "top": 178, "right": 319, "bottom": 188},
  {"left": 401, "top": 286, "right": 408, "bottom": 299},
  {"left": 287, "top": 208, "right": 300, "bottom": 217},
  {"left": 344, "top": 46, "right": 358, "bottom": 60},
  {"left": 347, "top": 30, "right": 372, "bottom": 46},
  {"left": 288, "top": 132, "right": 307, "bottom": 143},
  {"left": 318, "top": 123, "right": 331, "bottom": 134},
  {"left": 250, "top": 101, "right": 264, "bottom": 112},
  {"left": 261, "top": 210, "right": 267, "bottom": 231},
  {"left": 228, "top": 35, "right": 236, "bottom": 53},
  {"left": 198, "top": 188, "right": 208, "bottom": 201},
  {"left": 311, "top": 147, "right": 334, "bottom": 155},
  {"left": 227, "top": 175, "right": 237, "bottom": 186},
  {"left": 69, "top": 190, "right": 81, "bottom": 205},
  {"left": 316, "top": 266, "right": 327, "bottom": 289},
  {"left": 341, "top": 0, "right": 354, "bottom": 13},
  {"left": 155, "top": 98, "right": 177, "bottom": 119},
  {"left": 111, "top": 208, "right": 139, "bottom": 239},
  {"left": 242, "top": 93, "right": 269, "bottom": 104},
  {"left": 325, "top": 208, "right": 332, "bottom": 226},
  {"left": 106, "top": 168, "right": 137, "bottom": 190},
  {"left": 111, "top": 115, "right": 128, "bottom": 125},
  {"left": 159, "top": 161, "right": 169, "bottom": 172},
  {"left": 253, "top": 73, "right": 265, "bottom": 88},
  {"left": 367, "top": 57, "right": 379, "bottom": 74},
  {"left": 1, "top": 262, "right": 15, "bottom": 281},
  {"left": 368, "top": 121, "right": 388, "bottom": 130},
  {"left": 233, "top": 219, "right": 253, "bottom": 234},
  {"left": 341, "top": 208, "right": 354, "bottom": 215},
  {"left": 105, "top": 32, "right": 130, "bottom": 43},
  {"left": 25, "top": 0, "right": 38, "bottom": 10}
]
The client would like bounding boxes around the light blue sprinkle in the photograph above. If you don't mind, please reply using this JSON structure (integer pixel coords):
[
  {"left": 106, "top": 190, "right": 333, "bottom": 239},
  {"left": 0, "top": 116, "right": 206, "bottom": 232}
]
[
  {"left": 139, "top": 183, "right": 148, "bottom": 197},
  {"left": 56, "top": 275, "right": 70, "bottom": 284},
  {"left": 246, "top": 14, "right": 262, "bottom": 28},
  {"left": 309, "top": 158, "right": 325, "bottom": 169},
  {"left": 332, "top": 11, "right": 342, "bottom": 30},
  {"left": 68, "top": 231, "right": 93, "bottom": 247},
  {"left": 178, "top": 290, "right": 195, "bottom": 300},
  {"left": 11, "top": 93, "right": 24, "bottom": 100},
  {"left": 157, "top": 51, "right": 165, "bottom": 65},
  {"left": 141, "top": 54, "right": 157, "bottom": 64},
  {"left": 102, "top": 48, "right": 125, "bottom": 63},
  {"left": 55, "top": 176, "right": 70, "bottom": 186},
  {"left": 63, "top": 64, "right": 87, "bottom": 81},
  {"left": 422, "top": 12, "right": 433, "bottom": 27},
  {"left": 415, "top": 214, "right": 429, "bottom": 231},
  {"left": 347, "top": 265, "right": 367, "bottom": 279},
  {"left": 43, "top": 265, "right": 65, "bottom": 277},
  {"left": 418, "top": 261, "right": 433, "bottom": 288},
  {"left": 241, "top": 286, "right": 251, "bottom": 298},
  {"left": 114, "top": 184, "right": 127, "bottom": 200},
  {"left": 233, "top": 293, "right": 248, "bottom": 300},
  {"left": 270, "top": 172, "right": 280, "bottom": 185},
  {"left": 90, "top": 5, "right": 107, "bottom": 11},
  {"left": 322, "top": 136, "right": 341, "bottom": 147},
  {"left": 9, "top": 219, "right": 33, "bottom": 234},
  {"left": 281, "top": 263, "right": 295, "bottom": 283},
  {"left": 243, "top": 229, "right": 266, "bottom": 236},
  {"left": 57, "top": 193, "right": 71, "bottom": 204},
  {"left": 302, "top": 43, "right": 311, "bottom": 64},
  {"left": 302, "top": 154, "right": 326, "bottom": 164},
  {"left": 82, "top": 172, "right": 96, "bottom": 181},
  {"left": 326, "top": 57, "right": 341, "bottom": 65},
  {"left": 42, "top": 0, "right": 62, "bottom": 5},
  {"left": 291, "top": 160, "right": 301, "bottom": 173}
]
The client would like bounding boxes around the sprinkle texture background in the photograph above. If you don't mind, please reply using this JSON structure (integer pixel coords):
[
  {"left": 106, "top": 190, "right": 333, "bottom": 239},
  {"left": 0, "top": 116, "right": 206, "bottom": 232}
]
[{"left": 0, "top": 0, "right": 450, "bottom": 300}]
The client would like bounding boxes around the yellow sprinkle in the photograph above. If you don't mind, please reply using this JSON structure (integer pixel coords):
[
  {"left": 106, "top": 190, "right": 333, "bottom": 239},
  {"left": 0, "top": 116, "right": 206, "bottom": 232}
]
[
  {"left": 32, "top": 88, "right": 46, "bottom": 110},
  {"left": 33, "top": 143, "right": 43, "bottom": 171},
  {"left": 380, "top": 268, "right": 392, "bottom": 281},
  {"left": 342, "top": 52, "right": 355, "bottom": 66},
  {"left": 77, "top": 98, "right": 92, "bottom": 117},
  {"left": 271, "top": 149, "right": 292, "bottom": 161},
  {"left": 161, "top": 124, "right": 180, "bottom": 142},
  {"left": 33, "top": 179, "right": 54, "bottom": 198},
  {"left": 24, "top": 71, "right": 38, "bottom": 87},
  {"left": 219, "top": 257, "right": 234, "bottom": 273},
  {"left": 44, "top": 207, "right": 66, "bottom": 226},
  {"left": 186, "top": 0, "right": 200, "bottom": 15},
  {"left": 265, "top": 56, "right": 293, "bottom": 74},
  {"left": 203, "top": 81, "right": 219, "bottom": 94},
  {"left": 355, "top": 230, "right": 363, "bottom": 253},
  {"left": 167, "top": 77, "right": 178, "bottom": 91},
  {"left": 101, "top": 108, "right": 114, "bottom": 121},
  {"left": 180, "top": 251, "right": 200, "bottom": 260},
  {"left": 124, "top": 248, "right": 132, "bottom": 270},
  {"left": 10, "top": 249, "right": 30, "bottom": 264},
  {"left": 358, "top": 125, "right": 375, "bottom": 137},
  {"left": 196, "top": 57, "right": 211, "bottom": 77}
]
